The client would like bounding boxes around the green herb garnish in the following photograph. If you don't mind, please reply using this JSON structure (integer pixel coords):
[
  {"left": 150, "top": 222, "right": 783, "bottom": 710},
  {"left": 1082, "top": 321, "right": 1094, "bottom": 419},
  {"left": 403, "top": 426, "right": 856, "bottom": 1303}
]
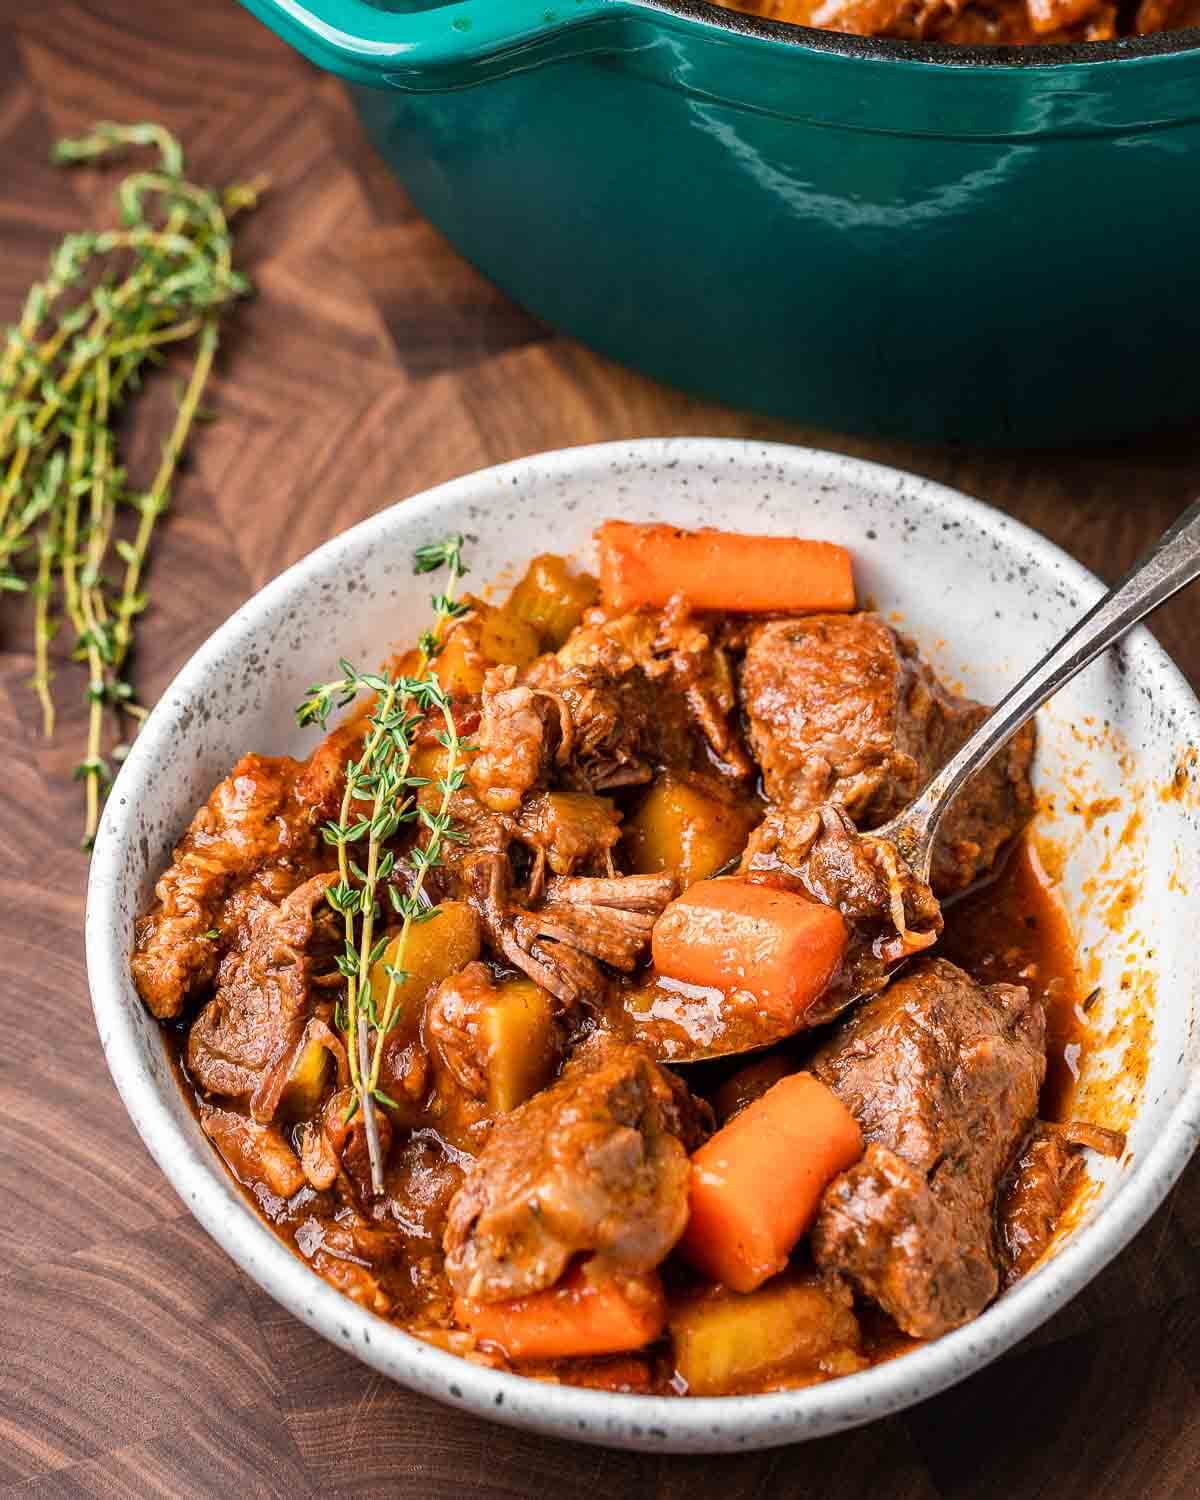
[
  {"left": 296, "top": 534, "right": 470, "bottom": 1193},
  {"left": 0, "top": 122, "right": 265, "bottom": 847}
]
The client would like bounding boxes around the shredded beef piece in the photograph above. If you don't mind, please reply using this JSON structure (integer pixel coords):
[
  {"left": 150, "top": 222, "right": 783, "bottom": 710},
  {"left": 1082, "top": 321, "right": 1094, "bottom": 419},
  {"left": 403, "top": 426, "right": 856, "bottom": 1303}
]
[
  {"left": 996, "top": 1118, "right": 1125, "bottom": 1287},
  {"left": 543, "top": 658, "right": 689, "bottom": 793},
  {"left": 468, "top": 665, "right": 570, "bottom": 815},
  {"left": 738, "top": 613, "right": 1035, "bottom": 895},
  {"left": 744, "top": 802, "right": 942, "bottom": 961},
  {"left": 810, "top": 957, "right": 1044, "bottom": 1338},
  {"left": 1058, "top": 1120, "right": 1125, "bottom": 1157},
  {"left": 431, "top": 783, "right": 622, "bottom": 894},
  {"left": 186, "top": 873, "right": 338, "bottom": 1122},
  {"left": 996, "top": 1125, "right": 1084, "bottom": 1287},
  {"left": 464, "top": 853, "right": 674, "bottom": 1007},
  {"left": 443, "top": 1033, "right": 710, "bottom": 1302},
  {"left": 132, "top": 753, "right": 320, "bottom": 1019},
  {"left": 514, "top": 791, "right": 623, "bottom": 886},
  {"left": 544, "top": 602, "right": 751, "bottom": 783}
]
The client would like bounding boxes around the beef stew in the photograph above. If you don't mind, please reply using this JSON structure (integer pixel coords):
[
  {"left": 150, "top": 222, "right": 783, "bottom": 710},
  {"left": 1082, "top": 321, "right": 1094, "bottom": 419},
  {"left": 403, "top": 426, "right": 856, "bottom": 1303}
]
[{"left": 133, "top": 523, "right": 1125, "bottom": 1396}]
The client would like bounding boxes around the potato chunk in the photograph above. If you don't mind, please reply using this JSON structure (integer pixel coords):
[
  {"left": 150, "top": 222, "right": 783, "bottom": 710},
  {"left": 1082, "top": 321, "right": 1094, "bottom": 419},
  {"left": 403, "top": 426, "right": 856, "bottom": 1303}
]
[
  {"left": 506, "top": 553, "right": 600, "bottom": 650},
  {"left": 432, "top": 625, "right": 486, "bottom": 698},
  {"left": 431, "top": 605, "right": 540, "bottom": 697},
  {"left": 277, "top": 1033, "right": 332, "bottom": 1123},
  {"left": 369, "top": 901, "right": 482, "bottom": 1031},
  {"left": 482, "top": 978, "right": 558, "bottom": 1114},
  {"left": 478, "top": 608, "right": 541, "bottom": 671},
  {"left": 624, "top": 775, "right": 759, "bottom": 891},
  {"left": 669, "top": 1273, "right": 863, "bottom": 1395}
]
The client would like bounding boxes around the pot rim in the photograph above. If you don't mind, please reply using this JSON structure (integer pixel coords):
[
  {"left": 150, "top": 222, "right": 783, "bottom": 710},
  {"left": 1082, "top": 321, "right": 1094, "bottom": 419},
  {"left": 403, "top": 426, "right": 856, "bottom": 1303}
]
[
  {"left": 238, "top": 0, "right": 1200, "bottom": 80},
  {"left": 641, "top": 0, "right": 1200, "bottom": 68}
]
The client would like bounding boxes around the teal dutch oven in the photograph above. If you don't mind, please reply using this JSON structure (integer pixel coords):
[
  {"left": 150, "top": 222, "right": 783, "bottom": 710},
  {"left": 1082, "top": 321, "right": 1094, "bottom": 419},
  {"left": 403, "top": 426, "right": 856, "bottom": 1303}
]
[{"left": 238, "top": 0, "right": 1200, "bottom": 445}]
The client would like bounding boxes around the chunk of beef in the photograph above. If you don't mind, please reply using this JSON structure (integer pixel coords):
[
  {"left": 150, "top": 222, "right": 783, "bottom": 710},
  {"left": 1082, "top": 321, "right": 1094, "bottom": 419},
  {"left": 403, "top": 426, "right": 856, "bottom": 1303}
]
[
  {"left": 996, "top": 1124, "right": 1083, "bottom": 1288},
  {"left": 532, "top": 657, "right": 690, "bottom": 794},
  {"left": 936, "top": 0, "right": 1117, "bottom": 38},
  {"left": 431, "top": 782, "right": 622, "bottom": 896},
  {"left": 426, "top": 962, "right": 504, "bottom": 1105},
  {"left": 132, "top": 753, "right": 319, "bottom": 1019},
  {"left": 752, "top": 0, "right": 1117, "bottom": 39},
  {"left": 293, "top": 712, "right": 369, "bottom": 823},
  {"left": 738, "top": 614, "right": 1035, "bottom": 894},
  {"left": 186, "top": 873, "right": 338, "bottom": 1121},
  {"left": 931, "top": 699, "right": 1036, "bottom": 896},
  {"left": 740, "top": 615, "right": 937, "bottom": 823},
  {"left": 514, "top": 791, "right": 622, "bottom": 887},
  {"left": 997, "top": 1119, "right": 1125, "bottom": 1287},
  {"left": 545, "top": 601, "right": 751, "bottom": 784},
  {"left": 443, "top": 1033, "right": 710, "bottom": 1302},
  {"left": 743, "top": 803, "right": 941, "bottom": 1021},
  {"left": 810, "top": 957, "right": 1044, "bottom": 1338},
  {"left": 468, "top": 665, "right": 570, "bottom": 815},
  {"left": 804, "top": 0, "right": 963, "bottom": 36},
  {"left": 301, "top": 1084, "right": 394, "bottom": 1200},
  {"left": 201, "top": 1107, "right": 305, "bottom": 1200},
  {"left": 466, "top": 852, "right": 674, "bottom": 1007}
]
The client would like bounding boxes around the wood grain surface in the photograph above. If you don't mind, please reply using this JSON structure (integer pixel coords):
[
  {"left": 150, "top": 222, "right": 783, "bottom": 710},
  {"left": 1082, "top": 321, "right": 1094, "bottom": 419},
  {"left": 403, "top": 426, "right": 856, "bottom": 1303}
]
[{"left": 1, "top": 2, "right": 1199, "bottom": 1495}]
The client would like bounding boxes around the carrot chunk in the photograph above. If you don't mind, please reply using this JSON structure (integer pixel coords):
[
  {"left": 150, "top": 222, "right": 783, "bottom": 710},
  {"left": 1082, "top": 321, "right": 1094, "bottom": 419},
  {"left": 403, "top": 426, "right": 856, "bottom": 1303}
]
[
  {"left": 596, "top": 521, "right": 855, "bottom": 614},
  {"left": 651, "top": 878, "right": 848, "bottom": 1027},
  {"left": 454, "top": 1262, "right": 667, "bottom": 1361},
  {"left": 680, "top": 1073, "right": 863, "bottom": 1293}
]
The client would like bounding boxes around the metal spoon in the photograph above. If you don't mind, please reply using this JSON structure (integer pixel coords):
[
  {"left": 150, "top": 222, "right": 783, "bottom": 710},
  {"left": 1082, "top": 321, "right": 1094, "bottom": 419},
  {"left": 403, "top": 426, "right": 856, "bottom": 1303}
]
[
  {"left": 623, "top": 496, "right": 1200, "bottom": 1064},
  {"left": 879, "top": 493, "right": 1200, "bottom": 883}
]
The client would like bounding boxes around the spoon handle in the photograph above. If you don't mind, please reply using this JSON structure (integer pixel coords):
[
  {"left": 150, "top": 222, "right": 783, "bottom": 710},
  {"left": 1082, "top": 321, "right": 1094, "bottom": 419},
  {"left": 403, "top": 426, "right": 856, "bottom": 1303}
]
[{"left": 895, "top": 495, "right": 1200, "bottom": 874}]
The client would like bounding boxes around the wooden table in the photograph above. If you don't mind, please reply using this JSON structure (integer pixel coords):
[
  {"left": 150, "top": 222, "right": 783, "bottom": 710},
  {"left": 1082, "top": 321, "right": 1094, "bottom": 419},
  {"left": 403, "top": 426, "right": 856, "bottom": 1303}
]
[{"left": 2, "top": 2, "right": 1198, "bottom": 1494}]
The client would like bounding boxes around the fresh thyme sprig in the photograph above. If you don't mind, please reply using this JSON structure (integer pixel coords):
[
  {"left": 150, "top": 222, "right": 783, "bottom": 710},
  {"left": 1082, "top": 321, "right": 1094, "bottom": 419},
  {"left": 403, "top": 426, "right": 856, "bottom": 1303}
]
[
  {"left": 295, "top": 535, "right": 470, "bottom": 1195},
  {"left": 0, "top": 121, "right": 264, "bottom": 847}
]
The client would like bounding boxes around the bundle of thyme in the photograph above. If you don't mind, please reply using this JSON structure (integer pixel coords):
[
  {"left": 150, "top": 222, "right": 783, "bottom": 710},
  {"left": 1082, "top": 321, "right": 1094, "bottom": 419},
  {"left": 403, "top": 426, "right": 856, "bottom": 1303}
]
[
  {"left": 0, "top": 122, "right": 264, "bottom": 847},
  {"left": 297, "top": 535, "right": 472, "bottom": 1194}
]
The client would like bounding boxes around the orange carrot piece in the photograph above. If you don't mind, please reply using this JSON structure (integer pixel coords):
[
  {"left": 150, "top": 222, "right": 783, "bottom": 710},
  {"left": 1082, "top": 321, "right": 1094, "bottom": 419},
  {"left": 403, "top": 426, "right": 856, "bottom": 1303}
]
[
  {"left": 596, "top": 521, "right": 855, "bottom": 614},
  {"left": 651, "top": 879, "right": 848, "bottom": 1027},
  {"left": 455, "top": 1263, "right": 667, "bottom": 1361},
  {"left": 680, "top": 1073, "right": 863, "bottom": 1293}
]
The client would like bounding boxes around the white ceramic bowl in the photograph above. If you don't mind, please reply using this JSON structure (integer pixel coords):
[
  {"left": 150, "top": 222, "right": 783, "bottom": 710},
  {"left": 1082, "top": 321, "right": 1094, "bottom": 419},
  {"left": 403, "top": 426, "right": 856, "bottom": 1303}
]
[{"left": 86, "top": 439, "right": 1200, "bottom": 1453}]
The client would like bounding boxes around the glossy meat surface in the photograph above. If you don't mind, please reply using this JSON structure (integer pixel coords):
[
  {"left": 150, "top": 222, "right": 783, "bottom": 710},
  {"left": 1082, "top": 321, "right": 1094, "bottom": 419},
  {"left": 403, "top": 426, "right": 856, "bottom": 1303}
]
[
  {"left": 132, "top": 753, "right": 324, "bottom": 1019},
  {"left": 739, "top": 613, "right": 1035, "bottom": 895},
  {"left": 443, "top": 1033, "right": 710, "bottom": 1302},
  {"left": 996, "top": 1124, "right": 1084, "bottom": 1287},
  {"left": 186, "top": 873, "right": 337, "bottom": 1121},
  {"left": 810, "top": 957, "right": 1045, "bottom": 1337}
]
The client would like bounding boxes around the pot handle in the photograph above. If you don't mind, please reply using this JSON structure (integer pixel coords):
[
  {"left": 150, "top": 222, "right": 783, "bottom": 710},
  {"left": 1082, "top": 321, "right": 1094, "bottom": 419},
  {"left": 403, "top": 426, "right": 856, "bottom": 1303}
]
[{"left": 238, "top": 0, "right": 627, "bottom": 88}]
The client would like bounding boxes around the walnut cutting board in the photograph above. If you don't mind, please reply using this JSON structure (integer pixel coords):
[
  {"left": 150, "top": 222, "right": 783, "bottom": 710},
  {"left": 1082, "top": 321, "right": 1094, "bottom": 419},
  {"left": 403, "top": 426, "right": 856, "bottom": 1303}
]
[{"left": 2, "top": 2, "right": 1199, "bottom": 1495}]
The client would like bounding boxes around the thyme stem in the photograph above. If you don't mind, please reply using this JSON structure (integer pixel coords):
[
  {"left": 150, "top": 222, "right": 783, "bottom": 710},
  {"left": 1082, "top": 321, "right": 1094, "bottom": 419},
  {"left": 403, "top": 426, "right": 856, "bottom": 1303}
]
[
  {"left": 112, "top": 316, "right": 218, "bottom": 672},
  {"left": 295, "top": 536, "right": 470, "bottom": 1198},
  {"left": 0, "top": 122, "right": 261, "bottom": 844}
]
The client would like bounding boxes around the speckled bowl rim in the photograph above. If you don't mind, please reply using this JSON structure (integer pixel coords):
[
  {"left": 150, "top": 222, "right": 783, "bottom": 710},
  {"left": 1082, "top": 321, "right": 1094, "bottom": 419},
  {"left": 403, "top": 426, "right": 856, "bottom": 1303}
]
[{"left": 86, "top": 438, "right": 1200, "bottom": 1453}]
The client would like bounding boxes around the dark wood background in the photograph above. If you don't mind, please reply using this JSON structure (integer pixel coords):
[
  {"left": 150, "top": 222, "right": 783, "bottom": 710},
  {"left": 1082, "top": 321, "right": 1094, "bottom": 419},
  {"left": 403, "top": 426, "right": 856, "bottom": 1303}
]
[{"left": 2, "top": 1, "right": 1199, "bottom": 1494}]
